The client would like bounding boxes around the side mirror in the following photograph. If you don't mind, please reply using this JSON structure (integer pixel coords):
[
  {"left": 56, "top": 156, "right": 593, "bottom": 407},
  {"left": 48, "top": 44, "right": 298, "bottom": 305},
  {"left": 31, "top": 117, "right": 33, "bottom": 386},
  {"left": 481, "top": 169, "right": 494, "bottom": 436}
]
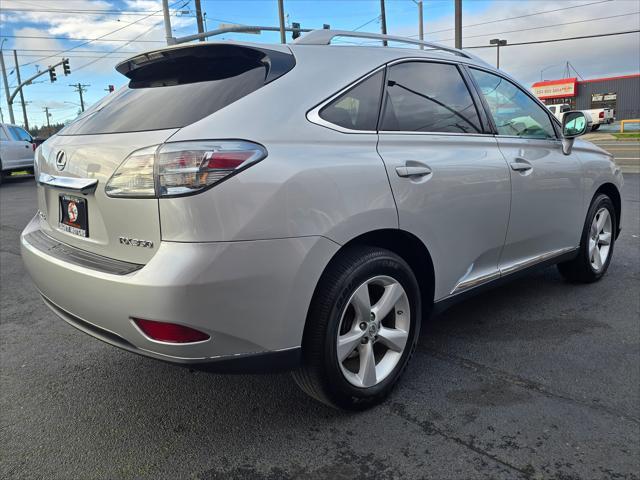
[
  {"left": 562, "top": 111, "right": 590, "bottom": 138},
  {"left": 561, "top": 111, "right": 591, "bottom": 155}
]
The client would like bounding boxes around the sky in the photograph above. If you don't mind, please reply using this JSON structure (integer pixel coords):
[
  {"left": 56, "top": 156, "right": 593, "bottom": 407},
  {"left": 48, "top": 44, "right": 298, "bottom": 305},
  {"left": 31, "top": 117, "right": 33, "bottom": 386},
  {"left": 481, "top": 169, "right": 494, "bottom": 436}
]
[{"left": 0, "top": 0, "right": 639, "bottom": 128}]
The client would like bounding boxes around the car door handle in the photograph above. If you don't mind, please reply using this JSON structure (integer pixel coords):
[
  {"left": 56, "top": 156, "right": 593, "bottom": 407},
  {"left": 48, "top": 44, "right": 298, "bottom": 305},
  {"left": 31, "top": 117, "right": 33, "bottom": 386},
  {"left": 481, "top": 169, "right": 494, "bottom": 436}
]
[
  {"left": 509, "top": 159, "right": 533, "bottom": 172},
  {"left": 396, "top": 165, "right": 432, "bottom": 177}
]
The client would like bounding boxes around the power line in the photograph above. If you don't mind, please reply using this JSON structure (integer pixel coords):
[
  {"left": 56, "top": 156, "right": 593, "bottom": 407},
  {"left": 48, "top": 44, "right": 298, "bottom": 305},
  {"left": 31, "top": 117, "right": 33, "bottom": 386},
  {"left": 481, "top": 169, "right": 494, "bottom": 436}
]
[
  {"left": 0, "top": 7, "right": 195, "bottom": 17},
  {"left": 8, "top": 49, "right": 140, "bottom": 53},
  {"left": 420, "top": 0, "right": 614, "bottom": 36},
  {"left": 0, "top": 35, "right": 164, "bottom": 43},
  {"left": 465, "top": 29, "right": 640, "bottom": 49},
  {"left": 71, "top": 19, "right": 166, "bottom": 73},
  {"left": 353, "top": 15, "right": 381, "bottom": 32},
  {"left": 432, "top": 11, "right": 640, "bottom": 43},
  {"left": 16, "top": 0, "right": 188, "bottom": 68}
]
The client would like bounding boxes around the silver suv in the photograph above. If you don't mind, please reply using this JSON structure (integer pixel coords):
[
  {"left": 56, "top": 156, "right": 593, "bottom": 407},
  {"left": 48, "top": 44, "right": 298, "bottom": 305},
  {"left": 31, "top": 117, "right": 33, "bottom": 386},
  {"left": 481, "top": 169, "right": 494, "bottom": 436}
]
[{"left": 21, "top": 31, "right": 623, "bottom": 409}]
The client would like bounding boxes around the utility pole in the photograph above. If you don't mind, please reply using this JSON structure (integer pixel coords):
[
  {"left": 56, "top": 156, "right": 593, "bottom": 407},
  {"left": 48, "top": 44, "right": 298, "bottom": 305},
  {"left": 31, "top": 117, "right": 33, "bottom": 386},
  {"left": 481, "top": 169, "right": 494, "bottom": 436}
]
[
  {"left": 43, "top": 107, "right": 51, "bottom": 136},
  {"left": 162, "top": 0, "right": 174, "bottom": 45},
  {"left": 454, "top": 0, "right": 462, "bottom": 49},
  {"left": 418, "top": 1, "right": 424, "bottom": 49},
  {"left": 277, "top": 0, "right": 286, "bottom": 44},
  {"left": 0, "top": 46, "right": 15, "bottom": 124},
  {"left": 489, "top": 38, "right": 507, "bottom": 69},
  {"left": 380, "top": 0, "right": 388, "bottom": 46},
  {"left": 13, "top": 50, "right": 28, "bottom": 130},
  {"left": 70, "top": 83, "right": 89, "bottom": 112},
  {"left": 194, "top": 0, "right": 205, "bottom": 42}
]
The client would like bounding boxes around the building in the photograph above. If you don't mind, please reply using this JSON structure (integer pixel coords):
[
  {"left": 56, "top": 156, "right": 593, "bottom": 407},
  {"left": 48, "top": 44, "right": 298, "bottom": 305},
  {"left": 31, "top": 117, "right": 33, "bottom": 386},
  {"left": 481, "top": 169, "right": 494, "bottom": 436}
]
[{"left": 531, "top": 74, "right": 640, "bottom": 121}]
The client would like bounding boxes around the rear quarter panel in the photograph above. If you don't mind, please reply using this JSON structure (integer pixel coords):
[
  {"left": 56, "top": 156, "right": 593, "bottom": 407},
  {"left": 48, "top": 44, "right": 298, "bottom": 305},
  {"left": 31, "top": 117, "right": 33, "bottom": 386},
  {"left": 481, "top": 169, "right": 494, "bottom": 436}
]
[{"left": 159, "top": 46, "right": 400, "bottom": 244}]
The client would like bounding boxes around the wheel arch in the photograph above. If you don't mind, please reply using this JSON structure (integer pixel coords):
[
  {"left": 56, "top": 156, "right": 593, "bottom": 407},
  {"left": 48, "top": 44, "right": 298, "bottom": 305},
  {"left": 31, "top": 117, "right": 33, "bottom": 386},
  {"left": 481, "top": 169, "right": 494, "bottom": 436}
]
[
  {"left": 594, "top": 182, "right": 621, "bottom": 238},
  {"left": 304, "top": 229, "right": 436, "bottom": 331}
]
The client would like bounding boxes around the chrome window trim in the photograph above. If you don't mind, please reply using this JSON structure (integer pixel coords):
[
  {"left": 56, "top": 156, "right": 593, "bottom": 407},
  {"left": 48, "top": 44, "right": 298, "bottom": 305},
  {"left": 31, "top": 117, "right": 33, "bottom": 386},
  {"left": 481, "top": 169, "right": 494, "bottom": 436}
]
[
  {"left": 306, "top": 65, "right": 385, "bottom": 135},
  {"left": 307, "top": 57, "right": 493, "bottom": 137},
  {"left": 494, "top": 135, "right": 562, "bottom": 143},
  {"left": 467, "top": 65, "right": 560, "bottom": 140}
]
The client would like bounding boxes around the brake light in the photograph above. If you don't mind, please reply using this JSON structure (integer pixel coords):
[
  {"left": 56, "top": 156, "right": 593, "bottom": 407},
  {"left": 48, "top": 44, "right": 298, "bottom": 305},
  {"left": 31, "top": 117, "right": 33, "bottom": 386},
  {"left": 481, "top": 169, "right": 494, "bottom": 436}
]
[
  {"left": 105, "top": 140, "right": 267, "bottom": 198},
  {"left": 132, "top": 318, "right": 210, "bottom": 343},
  {"left": 599, "top": 111, "right": 604, "bottom": 119}
]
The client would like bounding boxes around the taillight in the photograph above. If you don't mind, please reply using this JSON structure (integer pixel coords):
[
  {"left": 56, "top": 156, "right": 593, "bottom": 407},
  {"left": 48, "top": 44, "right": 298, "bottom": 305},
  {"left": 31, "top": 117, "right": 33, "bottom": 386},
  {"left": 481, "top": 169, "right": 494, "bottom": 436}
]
[
  {"left": 105, "top": 140, "right": 267, "bottom": 198},
  {"left": 599, "top": 111, "right": 604, "bottom": 119},
  {"left": 105, "top": 145, "right": 156, "bottom": 197},
  {"left": 32, "top": 142, "right": 36, "bottom": 151},
  {"left": 132, "top": 318, "right": 210, "bottom": 343}
]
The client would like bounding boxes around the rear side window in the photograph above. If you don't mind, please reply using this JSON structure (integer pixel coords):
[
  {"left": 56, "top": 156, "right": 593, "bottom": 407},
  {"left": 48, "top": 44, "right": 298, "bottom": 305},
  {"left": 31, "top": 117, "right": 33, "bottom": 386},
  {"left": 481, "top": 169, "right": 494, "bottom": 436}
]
[
  {"left": 381, "top": 62, "right": 482, "bottom": 134},
  {"left": 319, "top": 71, "right": 384, "bottom": 131},
  {"left": 60, "top": 45, "right": 295, "bottom": 136},
  {"left": 0, "top": 127, "right": 8, "bottom": 141}
]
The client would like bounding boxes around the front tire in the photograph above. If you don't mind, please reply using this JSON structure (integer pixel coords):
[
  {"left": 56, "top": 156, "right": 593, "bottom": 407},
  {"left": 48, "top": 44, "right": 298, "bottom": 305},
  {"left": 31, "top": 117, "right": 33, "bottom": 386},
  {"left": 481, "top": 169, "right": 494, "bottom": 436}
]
[
  {"left": 558, "top": 194, "right": 616, "bottom": 283},
  {"left": 293, "top": 246, "right": 421, "bottom": 410}
]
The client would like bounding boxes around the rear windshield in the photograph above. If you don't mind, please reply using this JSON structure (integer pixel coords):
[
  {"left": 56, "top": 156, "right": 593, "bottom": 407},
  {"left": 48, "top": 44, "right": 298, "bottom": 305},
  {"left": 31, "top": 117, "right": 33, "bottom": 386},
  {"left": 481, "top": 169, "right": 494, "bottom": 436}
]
[{"left": 60, "top": 44, "right": 294, "bottom": 136}]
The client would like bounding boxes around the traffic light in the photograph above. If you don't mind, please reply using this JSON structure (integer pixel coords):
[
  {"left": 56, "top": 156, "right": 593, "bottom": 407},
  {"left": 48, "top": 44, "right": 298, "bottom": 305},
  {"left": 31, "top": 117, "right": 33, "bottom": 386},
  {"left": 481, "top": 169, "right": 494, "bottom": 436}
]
[
  {"left": 49, "top": 68, "right": 57, "bottom": 83},
  {"left": 62, "top": 59, "right": 71, "bottom": 76},
  {"left": 323, "top": 24, "right": 330, "bottom": 30},
  {"left": 292, "top": 22, "right": 301, "bottom": 40},
  {"left": 108, "top": 85, "right": 115, "bottom": 93}
]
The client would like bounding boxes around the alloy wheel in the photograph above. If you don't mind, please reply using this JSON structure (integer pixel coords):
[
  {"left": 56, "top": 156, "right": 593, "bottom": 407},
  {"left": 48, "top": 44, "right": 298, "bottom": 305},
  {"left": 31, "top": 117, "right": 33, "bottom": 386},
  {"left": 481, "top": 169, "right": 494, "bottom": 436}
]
[
  {"left": 589, "top": 207, "right": 612, "bottom": 272},
  {"left": 336, "top": 275, "right": 410, "bottom": 388}
]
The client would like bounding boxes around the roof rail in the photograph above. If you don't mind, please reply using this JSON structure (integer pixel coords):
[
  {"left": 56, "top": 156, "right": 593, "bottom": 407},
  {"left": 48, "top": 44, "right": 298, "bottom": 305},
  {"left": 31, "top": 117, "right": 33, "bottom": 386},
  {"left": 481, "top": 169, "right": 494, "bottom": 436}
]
[{"left": 293, "top": 29, "right": 476, "bottom": 60}]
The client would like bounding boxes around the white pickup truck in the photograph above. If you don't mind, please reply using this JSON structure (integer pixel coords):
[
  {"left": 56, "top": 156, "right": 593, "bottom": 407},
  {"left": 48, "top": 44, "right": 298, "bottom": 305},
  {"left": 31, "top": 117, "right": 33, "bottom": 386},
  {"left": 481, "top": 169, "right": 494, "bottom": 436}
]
[{"left": 546, "top": 104, "right": 614, "bottom": 131}]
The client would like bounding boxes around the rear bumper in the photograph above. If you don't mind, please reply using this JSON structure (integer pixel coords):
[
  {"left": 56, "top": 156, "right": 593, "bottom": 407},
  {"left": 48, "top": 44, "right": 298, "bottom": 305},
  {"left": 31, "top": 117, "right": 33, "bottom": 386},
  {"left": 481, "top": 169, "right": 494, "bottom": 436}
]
[{"left": 21, "top": 214, "right": 339, "bottom": 371}]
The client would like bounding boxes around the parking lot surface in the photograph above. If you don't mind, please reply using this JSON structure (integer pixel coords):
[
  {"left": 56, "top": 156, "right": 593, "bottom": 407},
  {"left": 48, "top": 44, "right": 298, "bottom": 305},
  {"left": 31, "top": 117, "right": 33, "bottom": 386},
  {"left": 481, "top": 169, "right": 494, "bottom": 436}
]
[{"left": 1, "top": 175, "right": 639, "bottom": 480}]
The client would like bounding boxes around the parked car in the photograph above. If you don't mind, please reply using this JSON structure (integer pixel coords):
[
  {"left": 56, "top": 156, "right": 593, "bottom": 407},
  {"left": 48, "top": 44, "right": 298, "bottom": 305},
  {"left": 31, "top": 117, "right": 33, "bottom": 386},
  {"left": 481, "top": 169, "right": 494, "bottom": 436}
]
[
  {"left": 547, "top": 103, "right": 614, "bottom": 131},
  {"left": 21, "top": 31, "right": 623, "bottom": 409},
  {"left": 0, "top": 123, "right": 35, "bottom": 183}
]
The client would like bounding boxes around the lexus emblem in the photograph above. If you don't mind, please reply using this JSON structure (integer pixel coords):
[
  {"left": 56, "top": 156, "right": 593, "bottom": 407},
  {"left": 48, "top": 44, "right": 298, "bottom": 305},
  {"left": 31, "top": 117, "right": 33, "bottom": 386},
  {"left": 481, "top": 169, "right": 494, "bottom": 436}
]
[{"left": 55, "top": 150, "right": 67, "bottom": 171}]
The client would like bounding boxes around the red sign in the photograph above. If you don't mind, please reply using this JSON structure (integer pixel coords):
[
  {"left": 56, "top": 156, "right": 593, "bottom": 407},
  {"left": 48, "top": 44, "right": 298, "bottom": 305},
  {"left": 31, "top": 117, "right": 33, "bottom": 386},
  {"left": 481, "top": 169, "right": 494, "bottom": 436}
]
[{"left": 531, "top": 78, "right": 577, "bottom": 99}]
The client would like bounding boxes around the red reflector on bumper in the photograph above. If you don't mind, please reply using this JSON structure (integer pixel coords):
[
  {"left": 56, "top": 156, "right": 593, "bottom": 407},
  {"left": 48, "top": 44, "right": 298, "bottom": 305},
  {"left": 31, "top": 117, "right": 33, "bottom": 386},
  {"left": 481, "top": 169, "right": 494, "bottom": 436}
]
[{"left": 133, "top": 318, "right": 210, "bottom": 343}]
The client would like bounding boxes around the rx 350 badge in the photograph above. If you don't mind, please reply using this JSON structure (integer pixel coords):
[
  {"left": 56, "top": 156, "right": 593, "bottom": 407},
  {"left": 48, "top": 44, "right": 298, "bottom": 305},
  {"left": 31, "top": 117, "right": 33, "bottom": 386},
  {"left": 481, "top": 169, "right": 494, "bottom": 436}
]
[{"left": 119, "top": 236, "right": 154, "bottom": 248}]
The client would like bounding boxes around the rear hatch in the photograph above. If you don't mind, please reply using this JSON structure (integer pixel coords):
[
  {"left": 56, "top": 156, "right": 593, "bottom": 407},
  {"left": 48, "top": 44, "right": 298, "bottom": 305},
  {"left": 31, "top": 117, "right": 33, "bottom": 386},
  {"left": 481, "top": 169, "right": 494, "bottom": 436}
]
[{"left": 35, "top": 43, "right": 295, "bottom": 264}]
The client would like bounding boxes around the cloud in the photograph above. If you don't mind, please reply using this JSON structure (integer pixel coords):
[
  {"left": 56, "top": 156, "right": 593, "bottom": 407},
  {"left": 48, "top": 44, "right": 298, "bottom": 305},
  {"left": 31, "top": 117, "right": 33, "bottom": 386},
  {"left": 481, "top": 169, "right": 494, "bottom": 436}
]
[
  {"left": 2, "top": 0, "right": 195, "bottom": 76},
  {"left": 393, "top": 0, "right": 640, "bottom": 86}
]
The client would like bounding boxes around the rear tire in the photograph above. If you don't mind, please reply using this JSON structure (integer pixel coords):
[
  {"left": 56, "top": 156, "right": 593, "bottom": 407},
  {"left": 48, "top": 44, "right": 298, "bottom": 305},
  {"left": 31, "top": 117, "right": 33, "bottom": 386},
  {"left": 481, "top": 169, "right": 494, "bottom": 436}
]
[
  {"left": 293, "top": 246, "right": 421, "bottom": 410},
  {"left": 557, "top": 194, "right": 616, "bottom": 283},
  {"left": 591, "top": 124, "right": 600, "bottom": 131}
]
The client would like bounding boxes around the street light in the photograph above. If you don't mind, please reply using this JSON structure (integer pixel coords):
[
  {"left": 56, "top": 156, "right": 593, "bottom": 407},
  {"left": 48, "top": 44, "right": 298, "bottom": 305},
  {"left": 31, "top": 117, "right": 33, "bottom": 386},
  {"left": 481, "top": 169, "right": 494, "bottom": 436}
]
[{"left": 489, "top": 38, "right": 507, "bottom": 69}]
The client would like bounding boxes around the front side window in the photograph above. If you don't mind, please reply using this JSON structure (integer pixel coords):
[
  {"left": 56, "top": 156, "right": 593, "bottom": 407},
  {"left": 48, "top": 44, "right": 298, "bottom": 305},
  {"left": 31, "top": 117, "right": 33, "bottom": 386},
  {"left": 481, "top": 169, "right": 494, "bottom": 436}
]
[
  {"left": 470, "top": 69, "right": 556, "bottom": 139},
  {"left": 381, "top": 62, "right": 482, "bottom": 134},
  {"left": 319, "top": 71, "right": 384, "bottom": 131},
  {"left": 0, "top": 127, "right": 8, "bottom": 141},
  {"left": 9, "top": 126, "right": 32, "bottom": 142}
]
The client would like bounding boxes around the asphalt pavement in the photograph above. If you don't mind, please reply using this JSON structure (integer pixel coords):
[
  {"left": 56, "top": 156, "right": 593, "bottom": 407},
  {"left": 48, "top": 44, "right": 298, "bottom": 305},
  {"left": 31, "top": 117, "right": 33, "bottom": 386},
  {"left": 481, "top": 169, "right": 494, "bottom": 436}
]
[
  {"left": 1, "top": 175, "right": 639, "bottom": 480},
  {"left": 584, "top": 135, "right": 640, "bottom": 174}
]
